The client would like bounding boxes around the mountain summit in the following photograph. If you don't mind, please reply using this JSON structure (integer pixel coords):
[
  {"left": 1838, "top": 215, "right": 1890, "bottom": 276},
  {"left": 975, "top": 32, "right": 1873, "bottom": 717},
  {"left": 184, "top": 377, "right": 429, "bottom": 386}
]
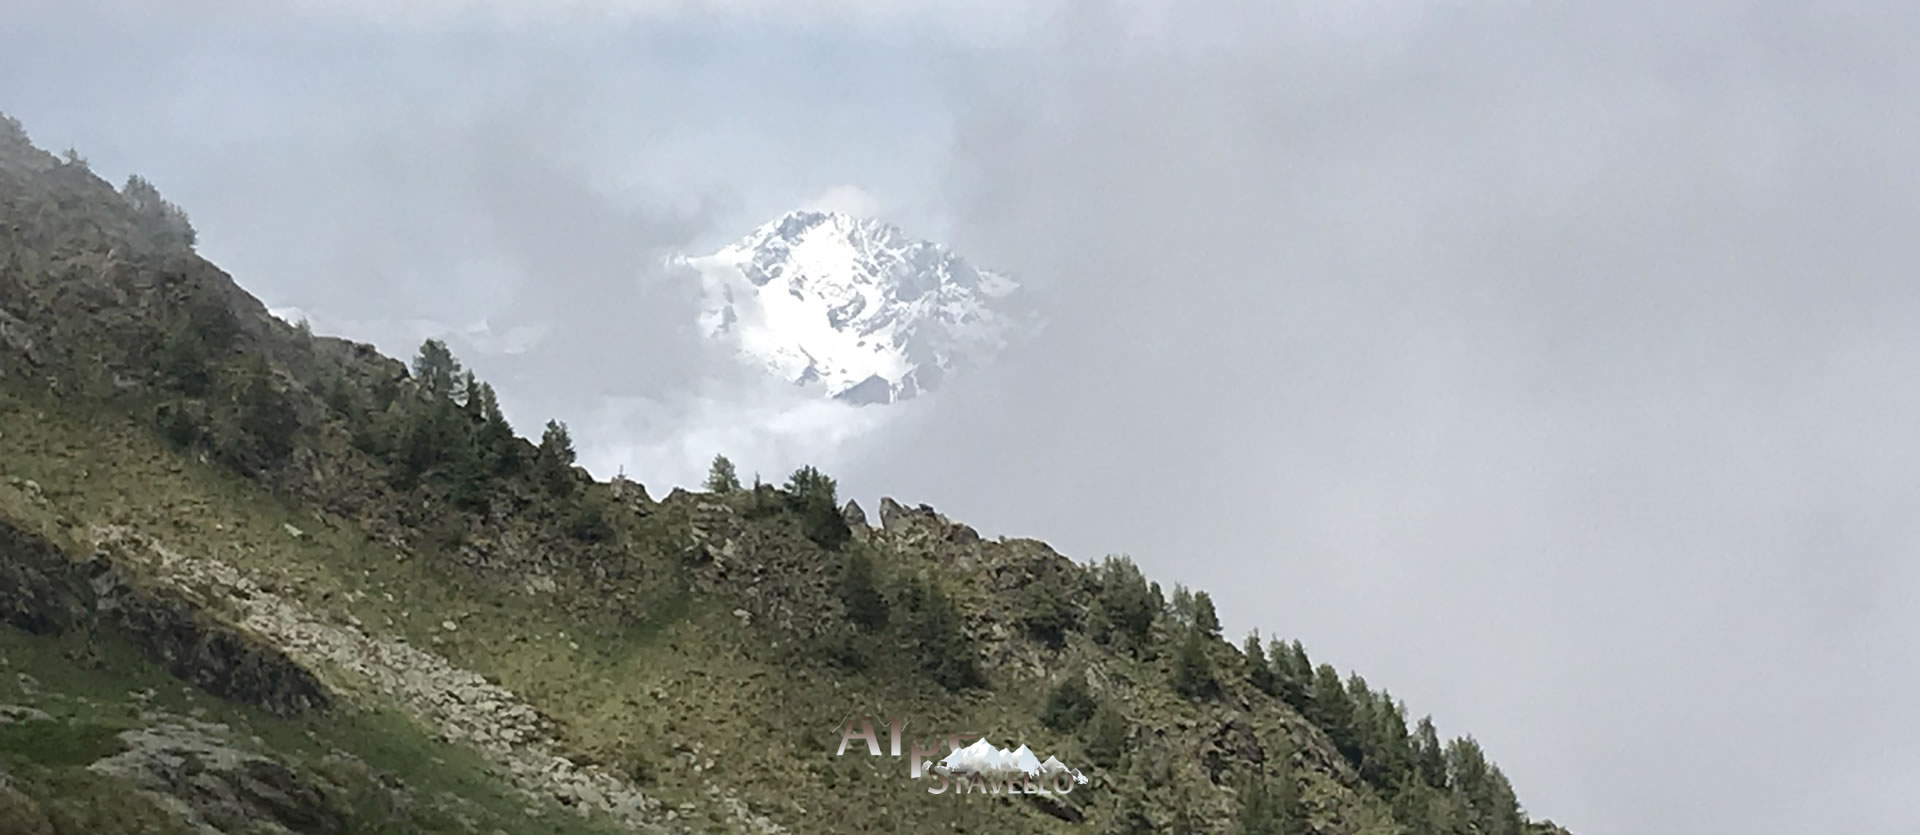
[{"left": 680, "top": 210, "right": 1035, "bottom": 405}]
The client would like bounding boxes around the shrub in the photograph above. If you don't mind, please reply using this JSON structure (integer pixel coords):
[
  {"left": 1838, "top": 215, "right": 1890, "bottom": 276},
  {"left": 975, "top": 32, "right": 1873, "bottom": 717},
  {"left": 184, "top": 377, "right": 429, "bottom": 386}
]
[
  {"left": 121, "top": 174, "right": 197, "bottom": 251},
  {"left": 568, "top": 498, "right": 615, "bottom": 543},
  {"left": 1084, "top": 704, "right": 1128, "bottom": 769},
  {"left": 899, "top": 574, "right": 985, "bottom": 691},
  {"left": 1041, "top": 673, "right": 1097, "bottom": 731},
  {"left": 231, "top": 358, "right": 299, "bottom": 468},
  {"left": 153, "top": 403, "right": 201, "bottom": 449},
  {"left": 839, "top": 549, "right": 889, "bottom": 632},
  {"left": 784, "top": 465, "right": 850, "bottom": 550},
  {"left": 159, "top": 326, "right": 213, "bottom": 397},
  {"left": 1019, "top": 573, "right": 1078, "bottom": 649}
]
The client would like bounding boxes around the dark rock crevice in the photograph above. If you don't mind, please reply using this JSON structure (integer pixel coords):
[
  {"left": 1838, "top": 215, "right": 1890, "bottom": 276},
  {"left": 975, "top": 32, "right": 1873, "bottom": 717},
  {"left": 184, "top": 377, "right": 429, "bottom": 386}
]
[{"left": 0, "top": 518, "right": 330, "bottom": 717}]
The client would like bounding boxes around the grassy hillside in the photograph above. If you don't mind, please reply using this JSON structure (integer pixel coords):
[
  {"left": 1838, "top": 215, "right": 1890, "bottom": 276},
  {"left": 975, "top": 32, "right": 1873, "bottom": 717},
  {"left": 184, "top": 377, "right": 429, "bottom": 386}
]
[{"left": 0, "top": 112, "right": 1572, "bottom": 834}]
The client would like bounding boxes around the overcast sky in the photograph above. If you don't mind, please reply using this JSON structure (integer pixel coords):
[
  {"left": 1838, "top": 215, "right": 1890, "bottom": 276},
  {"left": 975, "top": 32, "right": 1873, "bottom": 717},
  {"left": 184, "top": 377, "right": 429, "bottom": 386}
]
[{"left": 6, "top": 2, "right": 1919, "bottom": 834}]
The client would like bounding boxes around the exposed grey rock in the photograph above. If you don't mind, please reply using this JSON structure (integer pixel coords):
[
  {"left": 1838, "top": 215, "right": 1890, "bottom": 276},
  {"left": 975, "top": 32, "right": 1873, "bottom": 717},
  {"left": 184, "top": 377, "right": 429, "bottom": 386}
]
[
  {"left": 610, "top": 476, "right": 654, "bottom": 510},
  {"left": 0, "top": 520, "right": 329, "bottom": 718},
  {"left": 89, "top": 717, "right": 350, "bottom": 835},
  {"left": 0, "top": 704, "right": 52, "bottom": 724},
  {"left": 81, "top": 525, "right": 720, "bottom": 834},
  {"left": 878, "top": 496, "right": 909, "bottom": 529},
  {"left": 841, "top": 499, "right": 868, "bottom": 529}
]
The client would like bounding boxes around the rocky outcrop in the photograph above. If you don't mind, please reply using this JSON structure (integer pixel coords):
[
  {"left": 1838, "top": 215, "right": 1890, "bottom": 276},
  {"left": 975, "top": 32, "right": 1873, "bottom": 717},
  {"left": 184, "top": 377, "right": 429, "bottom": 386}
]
[
  {"left": 611, "top": 476, "right": 654, "bottom": 514},
  {"left": 82, "top": 524, "right": 709, "bottom": 834},
  {"left": 0, "top": 517, "right": 329, "bottom": 717},
  {"left": 89, "top": 717, "right": 352, "bottom": 835},
  {"left": 1201, "top": 712, "right": 1265, "bottom": 785},
  {"left": 841, "top": 499, "right": 868, "bottom": 530},
  {"left": 0, "top": 518, "right": 92, "bottom": 635},
  {"left": 875, "top": 497, "right": 984, "bottom": 561}
]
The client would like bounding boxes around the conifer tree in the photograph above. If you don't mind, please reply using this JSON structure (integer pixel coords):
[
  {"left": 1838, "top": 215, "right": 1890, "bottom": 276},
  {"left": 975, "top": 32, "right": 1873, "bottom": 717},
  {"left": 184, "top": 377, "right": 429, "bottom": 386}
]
[
  {"left": 1310, "top": 664, "right": 1360, "bottom": 762},
  {"left": 1277, "top": 640, "right": 1314, "bottom": 710},
  {"left": 412, "top": 338, "right": 461, "bottom": 399},
  {"left": 1170, "top": 584, "right": 1195, "bottom": 624},
  {"left": 706, "top": 454, "right": 742, "bottom": 493},
  {"left": 1244, "top": 631, "right": 1277, "bottom": 696},
  {"left": 1173, "top": 631, "right": 1218, "bottom": 700},
  {"left": 459, "top": 370, "right": 482, "bottom": 417},
  {"left": 1369, "top": 692, "right": 1415, "bottom": 793},
  {"left": 121, "top": 173, "right": 197, "bottom": 251},
  {"left": 1446, "top": 738, "right": 1525, "bottom": 835},
  {"left": 0, "top": 112, "right": 27, "bottom": 147},
  {"left": 473, "top": 382, "right": 519, "bottom": 474},
  {"left": 1391, "top": 781, "right": 1467, "bottom": 835},
  {"left": 1412, "top": 716, "right": 1449, "bottom": 791},
  {"left": 899, "top": 574, "right": 983, "bottom": 690},
  {"left": 1269, "top": 638, "right": 1308, "bottom": 709},
  {"left": 1018, "top": 572, "right": 1077, "bottom": 649},
  {"left": 396, "top": 397, "right": 469, "bottom": 486},
  {"left": 1094, "top": 557, "right": 1158, "bottom": 651},
  {"left": 784, "top": 465, "right": 849, "bottom": 549},
  {"left": 535, "top": 419, "right": 577, "bottom": 496},
  {"left": 1193, "top": 590, "right": 1221, "bottom": 637},
  {"left": 838, "top": 549, "right": 888, "bottom": 632}
]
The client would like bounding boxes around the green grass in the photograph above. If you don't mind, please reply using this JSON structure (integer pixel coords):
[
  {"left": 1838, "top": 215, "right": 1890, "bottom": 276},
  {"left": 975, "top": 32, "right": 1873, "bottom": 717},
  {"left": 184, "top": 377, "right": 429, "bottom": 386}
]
[
  {"left": 0, "top": 622, "right": 634, "bottom": 835},
  {"left": 0, "top": 720, "right": 128, "bottom": 767},
  {"left": 0, "top": 383, "right": 1142, "bottom": 833}
]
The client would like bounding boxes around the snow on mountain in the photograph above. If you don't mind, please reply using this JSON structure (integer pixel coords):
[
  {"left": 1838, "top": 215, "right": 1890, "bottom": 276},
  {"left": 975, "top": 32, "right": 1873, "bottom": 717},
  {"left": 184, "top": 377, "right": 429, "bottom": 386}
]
[{"left": 675, "top": 210, "right": 1034, "bottom": 405}]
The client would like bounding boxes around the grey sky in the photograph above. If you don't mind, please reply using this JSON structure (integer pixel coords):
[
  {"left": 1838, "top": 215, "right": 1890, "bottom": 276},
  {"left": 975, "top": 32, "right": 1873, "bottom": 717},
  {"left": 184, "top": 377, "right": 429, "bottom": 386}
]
[{"left": 7, "top": 2, "right": 1919, "bottom": 834}]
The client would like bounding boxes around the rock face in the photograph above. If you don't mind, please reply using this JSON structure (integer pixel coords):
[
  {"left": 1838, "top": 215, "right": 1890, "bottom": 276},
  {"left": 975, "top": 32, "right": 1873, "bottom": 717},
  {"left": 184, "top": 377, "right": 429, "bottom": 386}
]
[
  {"left": 875, "top": 497, "right": 984, "bottom": 560},
  {"left": 840, "top": 500, "right": 868, "bottom": 530},
  {"left": 81, "top": 524, "right": 701, "bottom": 835},
  {"left": 1201, "top": 713, "right": 1265, "bottom": 785},
  {"left": 0, "top": 520, "right": 92, "bottom": 635},
  {"left": 0, "top": 518, "right": 330, "bottom": 717},
  {"left": 611, "top": 476, "right": 655, "bottom": 513}
]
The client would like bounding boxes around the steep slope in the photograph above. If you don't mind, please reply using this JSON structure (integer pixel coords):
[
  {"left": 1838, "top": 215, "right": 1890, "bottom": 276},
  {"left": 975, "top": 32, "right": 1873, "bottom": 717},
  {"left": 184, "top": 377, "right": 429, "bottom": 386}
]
[
  {"left": 679, "top": 210, "right": 1036, "bottom": 405},
  {"left": 0, "top": 116, "right": 1573, "bottom": 835}
]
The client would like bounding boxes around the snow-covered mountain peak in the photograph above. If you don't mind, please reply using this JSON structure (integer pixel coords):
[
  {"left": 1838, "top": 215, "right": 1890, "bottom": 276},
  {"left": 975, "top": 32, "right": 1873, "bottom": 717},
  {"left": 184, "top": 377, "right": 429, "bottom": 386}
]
[{"left": 680, "top": 209, "right": 1033, "bottom": 405}]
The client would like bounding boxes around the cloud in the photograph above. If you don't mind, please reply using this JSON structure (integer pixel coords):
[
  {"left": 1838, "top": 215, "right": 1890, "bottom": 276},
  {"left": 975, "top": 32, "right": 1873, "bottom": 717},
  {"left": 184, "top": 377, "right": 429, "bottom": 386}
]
[
  {"left": 8, "top": 0, "right": 1071, "bottom": 42},
  {"left": 802, "top": 184, "right": 883, "bottom": 219},
  {"left": 11, "top": 4, "right": 1916, "bottom": 833},
  {"left": 833, "top": 3, "right": 1920, "bottom": 835},
  {"left": 572, "top": 377, "right": 896, "bottom": 490}
]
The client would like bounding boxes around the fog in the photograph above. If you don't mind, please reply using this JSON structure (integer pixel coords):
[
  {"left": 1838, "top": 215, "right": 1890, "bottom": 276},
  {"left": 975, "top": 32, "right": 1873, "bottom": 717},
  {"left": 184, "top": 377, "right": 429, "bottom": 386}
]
[{"left": 7, "top": 2, "right": 1920, "bottom": 833}]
